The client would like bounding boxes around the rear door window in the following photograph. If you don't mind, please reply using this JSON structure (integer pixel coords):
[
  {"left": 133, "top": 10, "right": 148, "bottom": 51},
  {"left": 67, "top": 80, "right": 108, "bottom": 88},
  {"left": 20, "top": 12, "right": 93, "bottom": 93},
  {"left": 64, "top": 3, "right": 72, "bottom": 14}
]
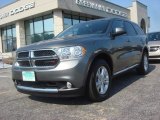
[
  {"left": 124, "top": 22, "right": 137, "bottom": 36},
  {"left": 133, "top": 24, "right": 145, "bottom": 35}
]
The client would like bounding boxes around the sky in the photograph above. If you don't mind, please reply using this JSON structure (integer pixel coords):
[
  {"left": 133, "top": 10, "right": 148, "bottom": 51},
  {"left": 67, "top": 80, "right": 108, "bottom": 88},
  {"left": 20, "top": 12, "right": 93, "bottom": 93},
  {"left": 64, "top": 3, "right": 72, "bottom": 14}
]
[
  {"left": 0, "top": 0, "right": 16, "bottom": 8},
  {"left": 0, "top": 0, "right": 159, "bottom": 32}
]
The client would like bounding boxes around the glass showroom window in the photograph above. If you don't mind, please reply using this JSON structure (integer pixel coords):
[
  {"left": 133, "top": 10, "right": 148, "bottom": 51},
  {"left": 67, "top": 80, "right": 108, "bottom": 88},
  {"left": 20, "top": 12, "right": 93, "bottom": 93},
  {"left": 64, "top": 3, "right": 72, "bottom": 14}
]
[
  {"left": 72, "top": 16, "right": 79, "bottom": 25},
  {"left": 80, "top": 16, "right": 86, "bottom": 23},
  {"left": 25, "top": 14, "right": 54, "bottom": 45},
  {"left": 63, "top": 14, "right": 72, "bottom": 30},
  {"left": 63, "top": 13, "right": 93, "bottom": 30},
  {"left": 1, "top": 25, "right": 16, "bottom": 53}
]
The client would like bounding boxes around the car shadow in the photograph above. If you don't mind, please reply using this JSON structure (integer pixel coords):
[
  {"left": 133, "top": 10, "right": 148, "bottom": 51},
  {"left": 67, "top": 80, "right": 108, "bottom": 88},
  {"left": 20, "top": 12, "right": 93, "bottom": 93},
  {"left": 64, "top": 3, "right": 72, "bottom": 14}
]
[
  {"left": 29, "top": 64, "right": 156, "bottom": 105},
  {"left": 149, "top": 60, "right": 160, "bottom": 64},
  {"left": 109, "top": 64, "right": 156, "bottom": 98},
  {"left": 29, "top": 96, "right": 93, "bottom": 105}
]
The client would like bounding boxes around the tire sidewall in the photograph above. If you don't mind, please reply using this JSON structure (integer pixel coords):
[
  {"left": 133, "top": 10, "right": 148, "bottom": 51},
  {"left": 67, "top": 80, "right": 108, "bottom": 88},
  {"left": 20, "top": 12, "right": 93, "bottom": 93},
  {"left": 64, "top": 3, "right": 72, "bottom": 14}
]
[
  {"left": 142, "top": 52, "right": 149, "bottom": 74},
  {"left": 137, "top": 52, "right": 149, "bottom": 75},
  {"left": 88, "top": 60, "right": 112, "bottom": 101}
]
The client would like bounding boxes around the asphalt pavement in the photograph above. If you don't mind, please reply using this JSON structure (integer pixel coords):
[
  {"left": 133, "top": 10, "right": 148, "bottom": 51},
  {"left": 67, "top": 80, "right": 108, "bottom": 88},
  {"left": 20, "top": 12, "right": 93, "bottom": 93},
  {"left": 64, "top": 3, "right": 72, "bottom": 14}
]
[{"left": 0, "top": 62, "right": 160, "bottom": 120}]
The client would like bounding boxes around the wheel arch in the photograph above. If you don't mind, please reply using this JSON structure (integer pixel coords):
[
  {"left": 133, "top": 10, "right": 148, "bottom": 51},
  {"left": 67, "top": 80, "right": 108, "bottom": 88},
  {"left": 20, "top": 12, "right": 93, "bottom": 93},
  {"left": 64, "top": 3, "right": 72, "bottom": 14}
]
[
  {"left": 143, "top": 46, "right": 149, "bottom": 55},
  {"left": 85, "top": 50, "right": 113, "bottom": 87},
  {"left": 89, "top": 52, "right": 113, "bottom": 75}
]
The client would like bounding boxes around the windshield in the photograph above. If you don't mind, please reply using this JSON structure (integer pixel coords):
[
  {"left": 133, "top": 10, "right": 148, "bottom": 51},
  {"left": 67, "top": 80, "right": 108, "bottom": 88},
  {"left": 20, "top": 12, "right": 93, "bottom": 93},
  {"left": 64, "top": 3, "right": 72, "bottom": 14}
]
[
  {"left": 148, "top": 32, "right": 160, "bottom": 41},
  {"left": 56, "top": 20, "right": 109, "bottom": 38}
]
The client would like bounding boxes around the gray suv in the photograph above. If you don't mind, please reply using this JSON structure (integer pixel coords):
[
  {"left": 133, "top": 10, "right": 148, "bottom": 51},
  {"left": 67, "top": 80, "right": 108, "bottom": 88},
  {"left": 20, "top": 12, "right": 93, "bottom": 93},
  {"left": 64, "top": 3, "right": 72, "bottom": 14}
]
[{"left": 12, "top": 18, "right": 149, "bottom": 102}]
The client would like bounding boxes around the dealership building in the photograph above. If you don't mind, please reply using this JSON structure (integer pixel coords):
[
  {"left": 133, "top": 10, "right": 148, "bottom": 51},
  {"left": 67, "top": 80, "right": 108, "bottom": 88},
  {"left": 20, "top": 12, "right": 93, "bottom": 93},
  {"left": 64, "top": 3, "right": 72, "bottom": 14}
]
[{"left": 0, "top": 0, "right": 149, "bottom": 56}]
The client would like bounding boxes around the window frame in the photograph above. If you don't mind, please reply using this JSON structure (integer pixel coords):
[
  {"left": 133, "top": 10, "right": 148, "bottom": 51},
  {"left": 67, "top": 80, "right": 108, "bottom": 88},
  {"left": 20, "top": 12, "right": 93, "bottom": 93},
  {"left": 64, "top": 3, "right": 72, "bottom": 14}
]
[
  {"left": 124, "top": 21, "right": 137, "bottom": 36},
  {"left": 132, "top": 23, "right": 145, "bottom": 35},
  {"left": 63, "top": 12, "right": 94, "bottom": 30},
  {"left": 1, "top": 25, "right": 16, "bottom": 53},
  {"left": 110, "top": 20, "right": 125, "bottom": 33},
  {"left": 24, "top": 13, "right": 54, "bottom": 45}
]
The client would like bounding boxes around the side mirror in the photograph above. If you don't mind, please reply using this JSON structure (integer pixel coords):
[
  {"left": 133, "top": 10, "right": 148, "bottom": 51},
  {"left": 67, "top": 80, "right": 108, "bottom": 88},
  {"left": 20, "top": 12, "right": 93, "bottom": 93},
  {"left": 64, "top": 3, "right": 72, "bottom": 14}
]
[{"left": 111, "top": 27, "right": 126, "bottom": 38}]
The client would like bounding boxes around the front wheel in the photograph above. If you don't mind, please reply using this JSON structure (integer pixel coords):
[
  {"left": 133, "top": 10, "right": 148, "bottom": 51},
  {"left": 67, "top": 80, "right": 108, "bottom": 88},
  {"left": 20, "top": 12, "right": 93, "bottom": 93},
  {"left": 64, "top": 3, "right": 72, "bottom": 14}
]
[
  {"left": 88, "top": 59, "right": 112, "bottom": 102},
  {"left": 137, "top": 52, "right": 149, "bottom": 75}
]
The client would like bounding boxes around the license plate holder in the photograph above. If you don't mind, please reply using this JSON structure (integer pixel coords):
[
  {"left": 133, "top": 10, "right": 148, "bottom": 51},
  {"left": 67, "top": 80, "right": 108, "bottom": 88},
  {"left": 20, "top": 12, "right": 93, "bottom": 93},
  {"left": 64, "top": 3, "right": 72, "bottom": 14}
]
[{"left": 22, "top": 71, "right": 35, "bottom": 82}]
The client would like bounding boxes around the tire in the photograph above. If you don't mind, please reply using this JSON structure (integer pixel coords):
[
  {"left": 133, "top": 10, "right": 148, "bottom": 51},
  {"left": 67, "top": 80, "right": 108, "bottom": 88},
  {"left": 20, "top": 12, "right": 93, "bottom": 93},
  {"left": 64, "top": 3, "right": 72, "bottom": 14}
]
[
  {"left": 136, "top": 52, "right": 149, "bottom": 75},
  {"left": 88, "top": 59, "right": 112, "bottom": 102}
]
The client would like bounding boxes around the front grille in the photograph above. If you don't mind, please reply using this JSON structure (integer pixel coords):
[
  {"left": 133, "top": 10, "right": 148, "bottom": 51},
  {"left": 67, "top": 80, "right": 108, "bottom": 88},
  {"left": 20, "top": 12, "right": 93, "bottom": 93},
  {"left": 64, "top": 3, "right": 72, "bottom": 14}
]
[
  {"left": 16, "top": 49, "right": 59, "bottom": 68},
  {"left": 35, "top": 59, "right": 59, "bottom": 67},
  {"left": 34, "top": 50, "right": 55, "bottom": 57},
  {"left": 18, "top": 61, "right": 31, "bottom": 67},
  {"left": 18, "top": 52, "right": 29, "bottom": 58},
  {"left": 150, "top": 46, "right": 159, "bottom": 52}
]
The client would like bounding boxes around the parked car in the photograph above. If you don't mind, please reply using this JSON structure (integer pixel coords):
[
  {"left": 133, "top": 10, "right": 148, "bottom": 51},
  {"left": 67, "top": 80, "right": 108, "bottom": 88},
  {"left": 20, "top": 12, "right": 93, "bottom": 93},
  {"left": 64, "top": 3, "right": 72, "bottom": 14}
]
[
  {"left": 148, "top": 32, "right": 160, "bottom": 60},
  {"left": 12, "top": 18, "right": 149, "bottom": 102}
]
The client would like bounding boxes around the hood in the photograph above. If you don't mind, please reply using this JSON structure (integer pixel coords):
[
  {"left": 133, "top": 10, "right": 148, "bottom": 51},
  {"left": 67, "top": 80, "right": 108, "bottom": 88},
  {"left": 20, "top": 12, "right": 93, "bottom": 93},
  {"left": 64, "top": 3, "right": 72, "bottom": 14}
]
[
  {"left": 17, "top": 34, "right": 102, "bottom": 52},
  {"left": 148, "top": 41, "right": 160, "bottom": 46}
]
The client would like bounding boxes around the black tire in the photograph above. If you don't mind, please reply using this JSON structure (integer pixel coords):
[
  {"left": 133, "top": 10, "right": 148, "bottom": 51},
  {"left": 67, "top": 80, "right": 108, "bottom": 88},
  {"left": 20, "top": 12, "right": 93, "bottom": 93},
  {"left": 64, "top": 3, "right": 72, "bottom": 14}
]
[
  {"left": 136, "top": 52, "right": 149, "bottom": 75},
  {"left": 88, "top": 59, "right": 112, "bottom": 102}
]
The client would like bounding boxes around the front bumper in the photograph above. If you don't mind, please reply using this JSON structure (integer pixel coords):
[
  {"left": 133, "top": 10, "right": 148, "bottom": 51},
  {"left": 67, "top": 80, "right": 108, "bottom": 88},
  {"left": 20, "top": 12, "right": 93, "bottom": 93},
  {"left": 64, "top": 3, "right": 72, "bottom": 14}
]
[
  {"left": 12, "top": 59, "right": 89, "bottom": 97},
  {"left": 16, "top": 85, "right": 84, "bottom": 97}
]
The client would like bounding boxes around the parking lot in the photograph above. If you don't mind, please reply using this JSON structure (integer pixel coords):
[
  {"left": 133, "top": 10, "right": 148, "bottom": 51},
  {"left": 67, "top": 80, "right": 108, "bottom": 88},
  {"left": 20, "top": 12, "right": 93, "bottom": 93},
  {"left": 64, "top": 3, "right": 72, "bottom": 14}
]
[{"left": 0, "top": 62, "right": 160, "bottom": 120}]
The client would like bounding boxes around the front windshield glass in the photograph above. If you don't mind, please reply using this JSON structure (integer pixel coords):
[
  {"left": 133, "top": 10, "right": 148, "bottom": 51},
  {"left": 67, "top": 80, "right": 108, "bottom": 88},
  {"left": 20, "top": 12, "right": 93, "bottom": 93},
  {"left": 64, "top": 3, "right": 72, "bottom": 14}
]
[
  {"left": 148, "top": 32, "right": 160, "bottom": 41},
  {"left": 57, "top": 20, "right": 109, "bottom": 38}
]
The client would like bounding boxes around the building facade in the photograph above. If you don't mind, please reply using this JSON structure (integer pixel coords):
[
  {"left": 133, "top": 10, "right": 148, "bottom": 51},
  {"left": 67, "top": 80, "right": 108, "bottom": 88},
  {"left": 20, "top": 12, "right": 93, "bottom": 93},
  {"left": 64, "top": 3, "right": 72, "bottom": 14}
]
[{"left": 0, "top": 0, "right": 149, "bottom": 56}]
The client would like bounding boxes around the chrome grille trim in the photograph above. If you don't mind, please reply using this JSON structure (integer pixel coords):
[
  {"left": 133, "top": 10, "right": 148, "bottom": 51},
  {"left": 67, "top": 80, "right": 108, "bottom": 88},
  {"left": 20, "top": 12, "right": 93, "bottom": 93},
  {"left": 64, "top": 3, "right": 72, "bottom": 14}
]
[{"left": 16, "top": 49, "right": 59, "bottom": 68}]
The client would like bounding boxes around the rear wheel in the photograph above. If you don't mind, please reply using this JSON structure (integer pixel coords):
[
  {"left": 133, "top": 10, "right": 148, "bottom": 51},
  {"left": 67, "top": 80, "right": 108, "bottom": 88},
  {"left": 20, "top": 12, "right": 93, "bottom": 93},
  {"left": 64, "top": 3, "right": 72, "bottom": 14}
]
[
  {"left": 137, "top": 52, "right": 149, "bottom": 75},
  {"left": 88, "top": 59, "right": 112, "bottom": 102}
]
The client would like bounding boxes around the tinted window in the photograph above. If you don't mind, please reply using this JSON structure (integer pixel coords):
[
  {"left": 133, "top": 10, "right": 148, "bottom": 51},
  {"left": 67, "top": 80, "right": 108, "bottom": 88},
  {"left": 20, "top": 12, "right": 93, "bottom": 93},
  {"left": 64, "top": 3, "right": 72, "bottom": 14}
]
[
  {"left": 63, "top": 13, "right": 98, "bottom": 30},
  {"left": 148, "top": 32, "right": 160, "bottom": 41},
  {"left": 112, "top": 20, "right": 124, "bottom": 31},
  {"left": 133, "top": 23, "right": 145, "bottom": 35},
  {"left": 124, "top": 22, "right": 137, "bottom": 36},
  {"left": 57, "top": 20, "right": 109, "bottom": 38}
]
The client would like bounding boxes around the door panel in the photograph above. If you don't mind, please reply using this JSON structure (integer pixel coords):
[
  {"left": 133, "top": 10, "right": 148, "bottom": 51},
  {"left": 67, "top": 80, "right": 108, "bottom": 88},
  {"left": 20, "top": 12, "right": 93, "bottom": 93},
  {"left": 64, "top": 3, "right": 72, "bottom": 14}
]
[
  {"left": 111, "top": 35, "right": 131, "bottom": 72},
  {"left": 128, "top": 36, "right": 142, "bottom": 65},
  {"left": 110, "top": 20, "right": 132, "bottom": 73},
  {"left": 124, "top": 22, "right": 142, "bottom": 66}
]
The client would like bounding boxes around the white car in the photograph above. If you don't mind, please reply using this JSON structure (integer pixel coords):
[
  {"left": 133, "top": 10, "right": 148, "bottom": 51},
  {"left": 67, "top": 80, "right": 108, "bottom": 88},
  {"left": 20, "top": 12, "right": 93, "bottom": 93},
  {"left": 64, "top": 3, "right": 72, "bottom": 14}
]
[{"left": 148, "top": 32, "right": 160, "bottom": 60}]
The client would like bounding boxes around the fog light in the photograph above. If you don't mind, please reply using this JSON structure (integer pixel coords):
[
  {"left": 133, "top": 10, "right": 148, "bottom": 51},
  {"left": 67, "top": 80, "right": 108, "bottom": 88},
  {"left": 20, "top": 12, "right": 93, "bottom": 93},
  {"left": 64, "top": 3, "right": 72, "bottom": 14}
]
[
  {"left": 67, "top": 82, "right": 72, "bottom": 89},
  {"left": 14, "top": 62, "right": 19, "bottom": 67}
]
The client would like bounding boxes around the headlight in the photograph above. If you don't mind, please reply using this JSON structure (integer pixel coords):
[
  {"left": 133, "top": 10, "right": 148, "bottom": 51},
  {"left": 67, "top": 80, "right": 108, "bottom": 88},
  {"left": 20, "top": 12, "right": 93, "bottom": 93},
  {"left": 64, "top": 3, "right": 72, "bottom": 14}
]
[{"left": 54, "top": 46, "right": 86, "bottom": 60}]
